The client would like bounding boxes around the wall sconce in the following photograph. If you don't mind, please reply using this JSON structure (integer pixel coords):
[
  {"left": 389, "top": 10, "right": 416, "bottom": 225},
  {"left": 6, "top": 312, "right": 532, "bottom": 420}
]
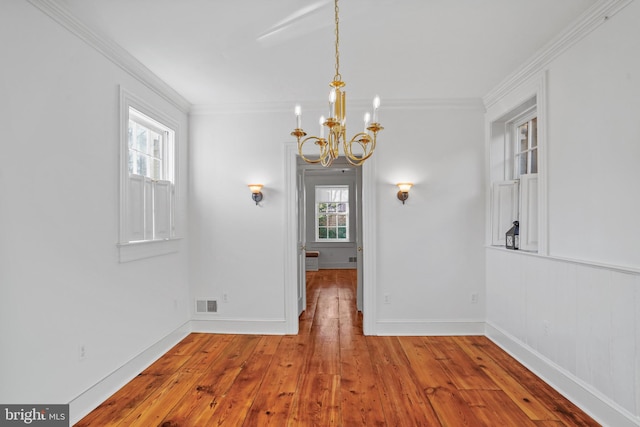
[
  {"left": 248, "top": 184, "right": 263, "bottom": 205},
  {"left": 396, "top": 183, "right": 413, "bottom": 204}
]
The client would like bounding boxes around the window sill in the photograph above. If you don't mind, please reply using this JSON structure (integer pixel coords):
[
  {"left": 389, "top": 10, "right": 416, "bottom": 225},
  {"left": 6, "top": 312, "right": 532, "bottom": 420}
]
[
  {"left": 118, "top": 238, "right": 182, "bottom": 263},
  {"left": 485, "top": 245, "right": 640, "bottom": 274},
  {"left": 486, "top": 245, "right": 538, "bottom": 255}
]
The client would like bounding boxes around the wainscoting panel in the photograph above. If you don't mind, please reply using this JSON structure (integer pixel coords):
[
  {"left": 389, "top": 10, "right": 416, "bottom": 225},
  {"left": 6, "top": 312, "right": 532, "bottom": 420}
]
[{"left": 486, "top": 248, "right": 640, "bottom": 426}]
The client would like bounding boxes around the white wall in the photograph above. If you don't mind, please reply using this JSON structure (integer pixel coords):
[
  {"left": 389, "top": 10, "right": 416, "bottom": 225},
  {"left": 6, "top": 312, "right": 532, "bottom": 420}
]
[
  {"left": 0, "top": 1, "right": 190, "bottom": 421},
  {"left": 189, "top": 102, "right": 486, "bottom": 335},
  {"left": 547, "top": 2, "right": 640, "bottom": 268},
  {"left": 485, "top": 2, "right": 640, "bottom": 425},
  {"left": 188, "top": 111, "right": 289, "bottom": 332},
  {"left": 374, "top": 106, "right": 486, "bottom": 333}
]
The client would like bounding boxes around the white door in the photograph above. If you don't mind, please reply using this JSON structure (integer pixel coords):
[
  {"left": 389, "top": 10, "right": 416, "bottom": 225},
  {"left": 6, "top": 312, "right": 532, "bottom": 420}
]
[
  {"left": 296, "top": 166, "right": 306, "bottom": 315},
  {"left": 356, "top": 167, "right": 363, "bottom": 311}
]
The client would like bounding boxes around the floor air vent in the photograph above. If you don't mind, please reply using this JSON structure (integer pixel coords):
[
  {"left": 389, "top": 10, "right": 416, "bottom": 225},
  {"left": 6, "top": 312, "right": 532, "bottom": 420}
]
[{"left": 196, "top": 299, "right": 217, "bottom": 313}]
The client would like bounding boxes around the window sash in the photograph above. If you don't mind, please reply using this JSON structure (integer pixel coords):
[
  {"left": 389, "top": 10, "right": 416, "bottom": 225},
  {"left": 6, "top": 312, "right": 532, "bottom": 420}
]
[
  {"left": 519, "top": 173, "right": 538, "bottom": 251},
  {"left": 315, "top": 185, "right": 349, "bottom": 242},
  {"left": 513, "top": 116, "right": 538, "bottom": 177},
  {"left": 315, "top": 186, "right": 349, "bottom": 203},
  {"left": 491, "top": 180, "right": 519, "bottom": 246},
  {"left": 126, "top": 174, "right": 173, "bottom": 242},
  {"left": 128, "top": 111, "right": 170, "bottom": 182}
]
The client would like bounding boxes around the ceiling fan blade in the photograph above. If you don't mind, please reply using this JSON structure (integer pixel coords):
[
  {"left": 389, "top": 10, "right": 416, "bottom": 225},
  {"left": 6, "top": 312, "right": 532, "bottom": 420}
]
[{"left": 257, "top": 0, "right": 332, "bottom": 45}]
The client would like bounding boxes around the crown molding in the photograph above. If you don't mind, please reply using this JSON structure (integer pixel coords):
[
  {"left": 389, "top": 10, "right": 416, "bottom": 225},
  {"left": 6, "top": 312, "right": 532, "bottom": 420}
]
[
  {"left": 190, "top": 98, "right": 484, "bottom": 116},
  {"left": 27, "top": 0, "right": 192, "bottom": 113},
  {"left": 383, "top": 98, "right": 485, "bottom": 111},
  {"left": 483, "top": 0, "right": 633, "bottom": 108}
]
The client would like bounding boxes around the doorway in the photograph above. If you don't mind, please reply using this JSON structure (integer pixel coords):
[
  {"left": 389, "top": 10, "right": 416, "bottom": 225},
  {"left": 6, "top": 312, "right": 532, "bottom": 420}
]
[
  {"left": 284, "top": 142, "right": 376, "bottom": 335},
  {"left": 296, "top": 157, "right": 363, "bottom": 322}
]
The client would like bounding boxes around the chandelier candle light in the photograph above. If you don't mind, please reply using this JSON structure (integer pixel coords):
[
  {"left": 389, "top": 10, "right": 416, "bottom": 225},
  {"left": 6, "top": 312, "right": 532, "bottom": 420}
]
[{"left": 291, "top": 0, "right": 383, "bottom": 167}]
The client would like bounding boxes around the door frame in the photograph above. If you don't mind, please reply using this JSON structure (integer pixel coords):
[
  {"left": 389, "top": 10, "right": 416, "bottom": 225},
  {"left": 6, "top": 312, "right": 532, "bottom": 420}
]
[{"left": 283, "top": 142, "right": 377, "bottom": 335}]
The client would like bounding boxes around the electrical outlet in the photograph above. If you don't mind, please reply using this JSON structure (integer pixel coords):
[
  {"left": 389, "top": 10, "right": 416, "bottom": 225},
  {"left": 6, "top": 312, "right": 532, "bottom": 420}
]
[
  {"left": 79, "top": 345, "right": 87, "bottom": 361},
  {"left": 223, "top": 293, "right": 229, "bottom": 303},
  {"left": 471, "top": 293, "right": 479, "bottom": 304},
  {"left": 384, "top": 293, "right": 391, "bottom": 304}
]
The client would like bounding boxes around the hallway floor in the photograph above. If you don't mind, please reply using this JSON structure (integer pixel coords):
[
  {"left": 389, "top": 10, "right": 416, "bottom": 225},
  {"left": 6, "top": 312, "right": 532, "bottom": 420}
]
[{"left": 76, "top": 269, "right": 599, "bottom": 426}]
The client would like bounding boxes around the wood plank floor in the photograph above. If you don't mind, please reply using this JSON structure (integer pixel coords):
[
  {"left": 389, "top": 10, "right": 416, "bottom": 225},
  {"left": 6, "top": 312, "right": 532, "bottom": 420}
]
[{"left": 77, "top": 269, "right": 600, "bottom": 426}]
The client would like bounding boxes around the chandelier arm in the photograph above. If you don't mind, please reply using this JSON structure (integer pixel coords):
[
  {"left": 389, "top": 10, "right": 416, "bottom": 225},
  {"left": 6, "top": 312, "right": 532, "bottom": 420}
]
[
  {"left": 343, "top": 142, "right": 365, "bottom": 166},
  {"left": 297, "top": 135, "right": 325, "bottom": 164},
  {"left": 343, "top": 132, "right": 377, "bottom": 165},
  {"left": 318, "top": 129, "right": 337, "bottom": 167},
  {"left": 321, "top": 132, "right": 335, "bottom": 167},
  {"left": 344, "top": 153, "right": 364, "bottom": 167},
  {"left": 321, "top": 155, "right": 334, "bottom": 167}
]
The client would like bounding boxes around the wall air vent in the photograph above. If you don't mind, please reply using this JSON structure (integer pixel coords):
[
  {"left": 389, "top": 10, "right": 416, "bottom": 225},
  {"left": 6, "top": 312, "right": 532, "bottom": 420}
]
[{"left": 196, "top": 299, "right": 217, "bottom": 313}]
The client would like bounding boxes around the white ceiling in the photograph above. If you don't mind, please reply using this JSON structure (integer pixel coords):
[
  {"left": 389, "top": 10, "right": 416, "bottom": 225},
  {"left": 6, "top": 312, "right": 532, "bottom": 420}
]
[{"left": 55, "top": 0, "right": 598, "bottom": 106}]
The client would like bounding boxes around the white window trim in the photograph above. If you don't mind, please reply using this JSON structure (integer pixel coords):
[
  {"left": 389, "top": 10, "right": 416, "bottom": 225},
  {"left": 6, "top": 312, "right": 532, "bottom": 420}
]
[
  {"left": 118, "top": 87, "right": 182, "bottom": 262},
  {"left": 315, "top": 185, "right": 350, "bottom": 243},
  {"left": 485, "top": 72, "right": 547, "bottom": 255}
]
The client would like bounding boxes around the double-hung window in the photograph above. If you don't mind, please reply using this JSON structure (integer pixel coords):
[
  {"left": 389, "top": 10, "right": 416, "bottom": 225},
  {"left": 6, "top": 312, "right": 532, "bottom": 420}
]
[
  {"left": 491, "top": 103, "right": 539, "bottom": 252},
  {"left": 315, "top": 185, "right": 349, "bottom": 242},
  {"left": 126, "top": 108, "right": 174, "bottom": 242},
  {"left": 119, "top": 89, "right": 178, "bottom": 261}
]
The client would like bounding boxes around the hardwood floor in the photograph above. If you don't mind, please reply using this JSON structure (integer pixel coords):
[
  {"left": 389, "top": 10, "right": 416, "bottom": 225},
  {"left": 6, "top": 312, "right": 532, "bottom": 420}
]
[{"left": 77, "top": 269, "right": 599, "bottom": 426}]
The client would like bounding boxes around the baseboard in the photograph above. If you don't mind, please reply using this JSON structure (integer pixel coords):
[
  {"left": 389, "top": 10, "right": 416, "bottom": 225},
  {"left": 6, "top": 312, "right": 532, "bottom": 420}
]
[
  {"left": 485, "top": 322, "right": 640, "bottom": 427},
  {"left": 68, "top": 320, "right": 191, "bottom": 425},
  {"left": 375, "top": 319, "right": 485, "bottom": 336},
  {"left": 67, "top": 318, "right": 287, "bottom": 423},
  {"left": 190, "top": 318, "right": 290, "bottom": 335}
]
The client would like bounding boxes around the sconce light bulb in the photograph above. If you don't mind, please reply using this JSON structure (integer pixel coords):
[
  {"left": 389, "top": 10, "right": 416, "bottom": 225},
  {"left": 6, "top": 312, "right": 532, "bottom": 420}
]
[
  {"left": 397, "top": 183, "right": 413, "bottom": 193},
  {"left": 248, "top": 184, "right": 263, "bottom": 194}
]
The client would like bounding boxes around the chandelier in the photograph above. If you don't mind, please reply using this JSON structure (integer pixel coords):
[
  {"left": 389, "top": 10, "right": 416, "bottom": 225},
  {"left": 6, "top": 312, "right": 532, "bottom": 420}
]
[{"left": 291, "top": 0, "right": 383, "bottom": 167}]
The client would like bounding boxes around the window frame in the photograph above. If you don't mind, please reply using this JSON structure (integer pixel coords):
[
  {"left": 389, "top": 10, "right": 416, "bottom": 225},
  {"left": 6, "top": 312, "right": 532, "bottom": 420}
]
[
  {"left": 490, "top": 106, "right": 540, "bottom": 252},
  {"left": 118, "top": 88, "right": 181, "bottom": 262},
  {"left": 487, "top": 74, "right": 547, "bottom": 255},
  {"left": 315, "top": 185, "right": 350, "bottom": 243}
]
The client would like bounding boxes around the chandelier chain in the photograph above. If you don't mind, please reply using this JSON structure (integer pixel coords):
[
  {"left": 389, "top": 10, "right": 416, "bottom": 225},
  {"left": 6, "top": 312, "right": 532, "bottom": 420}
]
[{"left": 334, "top": 0, "right": 341, "bottom": 82}]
